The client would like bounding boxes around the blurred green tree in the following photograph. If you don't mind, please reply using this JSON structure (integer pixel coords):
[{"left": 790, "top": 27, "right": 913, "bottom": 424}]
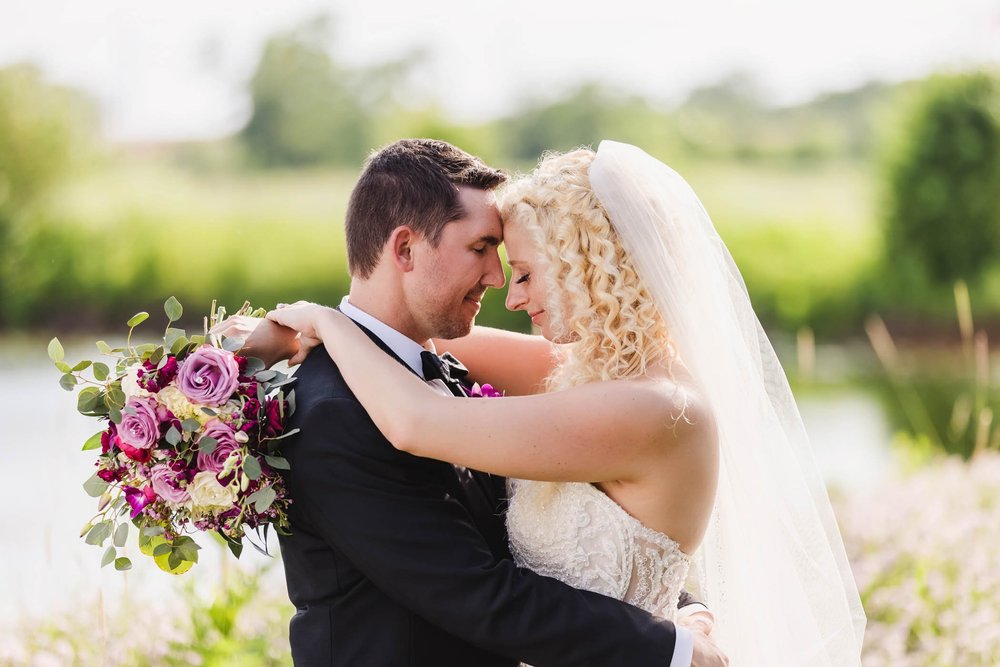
[
  {"left": 0, "top": 63, "right": 94, "bottom": 325},
  {"left": 883, "top": 72, "right": 1000, "bottom": 286},
  {"left": 241, "top": 17, "right": 370, "bottom": 167}
]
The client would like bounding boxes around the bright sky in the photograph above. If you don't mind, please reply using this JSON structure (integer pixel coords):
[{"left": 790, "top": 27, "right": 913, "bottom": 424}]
[{"left": 1, "top": 0, "right": 998, "bottom": 141}]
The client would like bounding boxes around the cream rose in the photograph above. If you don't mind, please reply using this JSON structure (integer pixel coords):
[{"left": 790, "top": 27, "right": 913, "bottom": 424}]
[
  {"left": 188, "top": 471, "right": 237, "bottom": 509},
  {"left": 120, "top": 364, "right": 149, "bottom": 399}
]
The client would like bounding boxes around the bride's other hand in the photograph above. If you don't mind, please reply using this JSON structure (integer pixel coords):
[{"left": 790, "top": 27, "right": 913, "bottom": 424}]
[
  {"left": 210, "top": 315, "right": 303, "bottom": 367},
  {"left": 266, "top": 302, "right": 344, "bottom": 363},
  {"left": 678, "top": 609, "right": 716, "bottom": 637}
]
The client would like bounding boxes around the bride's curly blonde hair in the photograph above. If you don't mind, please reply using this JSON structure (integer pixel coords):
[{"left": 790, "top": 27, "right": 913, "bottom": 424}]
[{"left": 500, "top": 148, "right": 672, "bottom": 391}]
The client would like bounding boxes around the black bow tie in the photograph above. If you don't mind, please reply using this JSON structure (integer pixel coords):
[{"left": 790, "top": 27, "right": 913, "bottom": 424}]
[{"left": 421, "top": 350, "right": 469, "bottom": 396}]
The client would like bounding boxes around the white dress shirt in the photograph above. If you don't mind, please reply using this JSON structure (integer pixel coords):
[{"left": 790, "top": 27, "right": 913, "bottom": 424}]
[{"left": 338, "top": 296, "right": 696, "bottom": 667}]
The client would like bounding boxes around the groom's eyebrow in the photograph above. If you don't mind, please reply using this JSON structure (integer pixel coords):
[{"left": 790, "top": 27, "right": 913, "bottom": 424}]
[{"left": 477, "top": 235, "right": 501, "bottom": 246}]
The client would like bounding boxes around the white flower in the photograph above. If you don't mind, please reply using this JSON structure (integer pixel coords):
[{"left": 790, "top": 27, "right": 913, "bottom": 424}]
[
  {"left": 157, "top": 385, "right": 208, "bottom": 423},
  {"left": 188, "top": 471, "right": 237, "bottom": 509},
  {"left": 120, "top": 364, "right": 149, "bottom": 399}
]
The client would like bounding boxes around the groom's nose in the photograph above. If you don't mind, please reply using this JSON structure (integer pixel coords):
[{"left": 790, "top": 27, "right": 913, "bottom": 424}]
[{"left": 481, "top": 247, "right": 506, "bottom": 289}]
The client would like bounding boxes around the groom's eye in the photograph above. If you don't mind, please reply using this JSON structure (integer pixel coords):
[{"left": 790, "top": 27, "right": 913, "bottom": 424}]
[{"left": 472, "top": 246, "right": 487, "bottom": 254}]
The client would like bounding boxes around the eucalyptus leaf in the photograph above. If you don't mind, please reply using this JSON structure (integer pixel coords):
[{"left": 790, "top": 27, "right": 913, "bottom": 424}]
[
  {"left": 47, "top": 337, "right": 65, "bottom": 363},
  {"left": 114, "top": 557, "right": 132, "bottom": 571},
  {"left": 243, "top": 455, "right": 262, "bottom": 481},
  {"left": 181, "top": 418, "right": 201, "bottom": 433},
  {"left": 222, "top": 337, "right": 245, "bottom": 353},
  {"left": 77, "top": 388, "right": 102, "bottom": 414},
  {"left": 167, "top": 551, "right": 184, "bottom": 571},
  {"left": 101, "top": 546, "right": 116, "bottom": 568},
  {"left": 93, "top": 362, "right": 110, "bottom": 381},
  {"left": 198, "top": 436, "right": 218, "bottom": 456},
  {"left": 164, "top": 328, "right": 185, "bottom": 349},
  {"left": 153, "top": 543, "right": 172, "bottom": 557},
  {"left": 226, "top": 538, "right": 243, "bottom": 559},
  {"left": 264, "top": 427, "right": 300, "bottom": 442},
  {"left": 83, "top": 474, "right": 109, "bottom": 498},
  {"left": 200, "top": 407, "right": 217, "bottom": 417},
  {"left": 55, "top": 361, "right": 71, "bottom": 373},
  {"left": 170, "top": 336, "right": 190, "bottom": 356},
  {"left": 190, "top": 335, "right": 206, "bottom": 345},
  {"left": 71, "top": 360, "right": 92, "bottom": 372},
  {"left": 264, "top": 455, "right": 290, "bottom": 470},
  {"left": 252, "top": 486, "right": 276, "bottom": 513},
  {"left": 254, "top": 370, "right": 277, "bottom": 382},
  {"left": 127, "top": 312, "right": 149, "bottom": 328},
  {"left": 243, "top": 357, "right": 266, "bottom": 375},
  {"left": 85, "top": 521, "right": 112, "bottom": 546},
  {"left": 165, "top": 426, "right": 181, "bottom": 446},
  {"left": 96, "top": 340, "right": 113, "bottom": 354},
  {"left": 81, "top": 431, "right": 105, "bottom": 452},
  {"left": 107, "top": 386, "right": 125, "bottom": 406},
  {"left": 141, "top": 526, "right": 165, "bottom": 537},
  {"left": 59, "top": 373, "right": 78, "bottom": 391},
  {"left": 113, "top": 522, "right": 129, "bottom": 548},
  {"left": 164, "top": 296, "right": 183, "bottom": 322},
  {"left": 109, "top": 404, "right": 123, "bottom": 425}
]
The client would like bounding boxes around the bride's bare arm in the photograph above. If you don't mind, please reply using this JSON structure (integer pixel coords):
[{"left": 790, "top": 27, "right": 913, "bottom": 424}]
[
  {"left": 432, "top": 326, "right": 556, "bottom": 396},
  {"left": 267, "top": 304, "right": 713, "bottom": 483}
]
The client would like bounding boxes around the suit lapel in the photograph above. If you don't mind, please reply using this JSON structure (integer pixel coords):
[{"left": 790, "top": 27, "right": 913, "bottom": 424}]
[{"left": 343, "top": 313, "right": 506, "bottom": 540}]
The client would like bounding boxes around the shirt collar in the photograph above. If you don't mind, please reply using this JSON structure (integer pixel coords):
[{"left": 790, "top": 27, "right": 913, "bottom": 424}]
[{"left": 338, "top": 296, "right": 430, "bottom": 379}]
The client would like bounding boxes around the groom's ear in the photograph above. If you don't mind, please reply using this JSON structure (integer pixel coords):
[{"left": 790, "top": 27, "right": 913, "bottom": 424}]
[{"left": 388, "top": 225, "right": 418, "bottom": 273}]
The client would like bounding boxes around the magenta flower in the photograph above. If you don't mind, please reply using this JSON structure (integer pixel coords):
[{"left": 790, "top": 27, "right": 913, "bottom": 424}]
[
  {"left": 468, "top": 382, "right": 504, "bottom": 398},
  {"left": 196, "top": 419, "right": 239, "bottom": 474},
  {"left": 123, "top": 485, "right": 157, "bottom": 518},
  {"left": 118, "top": 397, "right": 162, "bottom": 450},
  {"left": 150, "top": 463, "right": 191, "bottom": 504},
  {"left": 176, "top": 346, "right": 240, "bottom": 407}
]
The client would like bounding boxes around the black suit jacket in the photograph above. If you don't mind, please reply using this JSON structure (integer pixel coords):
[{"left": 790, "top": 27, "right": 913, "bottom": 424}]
[{"left": 277, "top": 329, "right": 681, "bottom": 666}]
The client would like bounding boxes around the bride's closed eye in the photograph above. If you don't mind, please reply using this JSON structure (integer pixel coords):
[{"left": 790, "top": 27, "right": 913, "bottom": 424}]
[{"left": 515, "top": 273, "right": 531, "bottom": 284}]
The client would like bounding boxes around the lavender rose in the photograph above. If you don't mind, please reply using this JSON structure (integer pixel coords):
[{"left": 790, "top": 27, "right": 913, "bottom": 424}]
[
  {"left": 118, "top": 396, "right": 162, "bottom": 450},
  {"left": 177, "top": 346, "right": 240, "bottom": 407},
  {"left": 150, "top": 463, "right": 191, "bottom": 505},
  {"left": 196, "top": 419, "right": 240, "bottom": 474}
]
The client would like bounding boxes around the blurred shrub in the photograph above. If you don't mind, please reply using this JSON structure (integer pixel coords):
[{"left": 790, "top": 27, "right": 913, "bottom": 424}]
[
  {"left": 838, "top": 452, "right": 1000, "bottom": 666},
  {"left": 0, "top": 64, "right": 95, "bottom": 326},
  {"left": 882, "top": 72, "right": 1000, "bottom": 288},
  {"left": 1, "top": 565, "right": 293, "bottom": 666}
]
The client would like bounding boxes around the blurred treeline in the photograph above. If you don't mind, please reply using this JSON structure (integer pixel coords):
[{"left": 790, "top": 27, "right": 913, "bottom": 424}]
[{"left": 2, "top": 16, "right": 999, "bottom": 339}]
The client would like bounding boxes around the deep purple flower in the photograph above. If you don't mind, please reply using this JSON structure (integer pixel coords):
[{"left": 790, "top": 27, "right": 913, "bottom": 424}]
[
  {"left": 176, "top": 346, "right": 240, "bottom": 407},
  {"left": 196, "top": 419, "right": 239, "bottom": 474},
  {"left": 240, "top": 396, "right": 261, "bottom": 433},
  {"left": 137, "top": 356, "right": 179, "bottom": 393},
  {"left": 123, "top": 485, "right": 157, "bottom": 518},
  {"left": 263, "top": 398, "right": 286, "bottom": 438},
  {"left": 150, "top": 463, "right": 191, "bottom": 504}
]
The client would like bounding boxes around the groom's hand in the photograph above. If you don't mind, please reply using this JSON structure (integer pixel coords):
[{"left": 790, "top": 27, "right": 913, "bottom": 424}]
[{"left": 691, "top": 631, "right": 729, "bottom": 667}]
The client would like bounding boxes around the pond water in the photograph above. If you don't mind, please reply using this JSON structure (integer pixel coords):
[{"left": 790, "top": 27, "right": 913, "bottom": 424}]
[{"left": 0, "top": 336, "right": 898, "bottom": 631}]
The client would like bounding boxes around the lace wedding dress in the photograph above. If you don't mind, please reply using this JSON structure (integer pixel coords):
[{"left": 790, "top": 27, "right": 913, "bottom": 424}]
[{"left": 506, "top": 479, "right": 692, "bottom": 620}]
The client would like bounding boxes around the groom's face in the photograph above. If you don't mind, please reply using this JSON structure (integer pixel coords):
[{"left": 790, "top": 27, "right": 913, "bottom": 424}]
[{"left": 405, "top": 186, "right": 506, "bottom": 339}]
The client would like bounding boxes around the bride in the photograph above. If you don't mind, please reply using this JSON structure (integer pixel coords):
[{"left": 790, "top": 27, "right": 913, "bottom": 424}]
[{"left": 266, "top": 141, "right": 865, "bottom": 665}]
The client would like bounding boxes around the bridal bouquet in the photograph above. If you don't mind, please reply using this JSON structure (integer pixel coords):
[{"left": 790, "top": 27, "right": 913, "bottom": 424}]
[{"left": 49, "top": 298, "right": 296, "bottom": 574}]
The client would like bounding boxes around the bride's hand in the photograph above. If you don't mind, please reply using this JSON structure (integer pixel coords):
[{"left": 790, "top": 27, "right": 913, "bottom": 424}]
[
  {"left": 266, "top": 301, "right": 345, "bottom": 363},
  {"left": 210, "top": 315, "right": 307, "bottom": 367}
]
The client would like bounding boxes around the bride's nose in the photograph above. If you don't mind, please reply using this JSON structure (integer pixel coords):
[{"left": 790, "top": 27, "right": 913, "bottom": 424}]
[{"left": 505, "top": 282, "right": 527, "bottom": 312}]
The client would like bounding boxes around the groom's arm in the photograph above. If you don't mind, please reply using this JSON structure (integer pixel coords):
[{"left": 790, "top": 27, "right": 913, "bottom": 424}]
[{"left": 296, "top": 397, "right": 688, "bottom": 667}]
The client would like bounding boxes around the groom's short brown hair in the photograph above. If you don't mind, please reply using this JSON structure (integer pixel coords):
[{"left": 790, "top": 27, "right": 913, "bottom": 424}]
[{"left": 345, "top": 139, "right": 507, "bottom": 278}]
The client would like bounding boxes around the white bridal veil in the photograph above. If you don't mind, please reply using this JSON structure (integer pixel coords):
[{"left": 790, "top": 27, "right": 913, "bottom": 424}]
[{"left": 589, "top": 141, "right": 866, "bottom": 665}]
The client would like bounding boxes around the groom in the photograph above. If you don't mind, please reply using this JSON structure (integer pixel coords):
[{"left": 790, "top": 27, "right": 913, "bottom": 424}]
[{"left": 254, "top": 139, "right": 726, "bottom": 666}]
